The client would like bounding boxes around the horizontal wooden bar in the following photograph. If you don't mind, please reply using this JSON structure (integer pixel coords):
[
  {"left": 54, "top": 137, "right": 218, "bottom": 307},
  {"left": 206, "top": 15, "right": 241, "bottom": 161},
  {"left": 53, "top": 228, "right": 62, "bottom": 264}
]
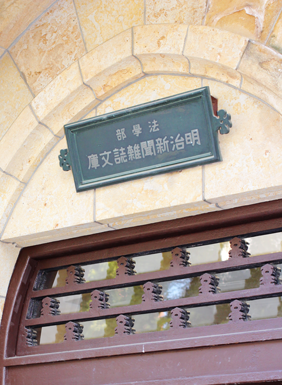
[
  {"left": 24, "top": 285, "right": 282, "bottom": 327},
  {"left": 11, "top": 317, "right": 282, "bottom": 364},
  {"left": 30, "top": 252, "right": 282, "bottom": 299}
]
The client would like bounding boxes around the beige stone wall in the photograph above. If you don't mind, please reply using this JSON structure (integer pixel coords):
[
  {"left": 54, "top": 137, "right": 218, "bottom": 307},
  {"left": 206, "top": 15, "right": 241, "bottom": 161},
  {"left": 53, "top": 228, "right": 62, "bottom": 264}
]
[{"left": 0, "top": 0, "right": 282, "bottom": 321}]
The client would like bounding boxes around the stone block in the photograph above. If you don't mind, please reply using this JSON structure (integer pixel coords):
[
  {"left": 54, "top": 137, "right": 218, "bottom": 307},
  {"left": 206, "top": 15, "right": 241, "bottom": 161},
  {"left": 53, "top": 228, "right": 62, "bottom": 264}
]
[
  {"left": 184, "top": 26, "right": 248, "bottom": 69},
  {"left": 203, "top": 80, "right": 282, "bottom": 202},
  {"left": 90, "top": 56, "right": 144, "bottom": 99},
  {"left": 134, "top": 24, "right": 188, "bottom": 55},
  {"left": 80, "top": 29, "right": 132, "bottom": 85},
  {"left": 74, "top": 0, "right": 144, "bottom": 51},
  {"left": 0, "top": 171, "right": 25, "bottom": 234},
  {"left": 267, "top": 11, "right": 282, "bottom": 54},
  {"left": 0, "top": 0, "right": 54, "bottom": 48},
  {"left": 97, "top": 75, "right": 202, "bottom": 116},
  {"left": 146, "top": 0, "right": 206, "bottom": 25},
  {"left": 0, "top": 106, "right": 59, "bottom": 183},
  {"left": 0, "top": 53, "right": 33, "bottom": 140},
  {"left": 137, "top": 54, "right": 189, "bottom": 74},
  {"left": 204, "top": 0, "right": 282, "bottom": 43},
  {"left": 2, "top": 138, "right": 94, "bottom": 240},
  {"left": 188, "top": 58, "right": 241, "bottom": 87},
  {"left": 0, "top": 242, "right": 20, "bottom": 297},
  {"left": 241, "top": 74, "right": 282, "bottom": 115},
  {"left": 31, "top": 62, "right": 97, "bottom": 136},
  {"left": 238, "top": 42, "right": 282, "bottom": 98},
  {"left": 9, "top": 0, "right": 85, "bottom": 95}
]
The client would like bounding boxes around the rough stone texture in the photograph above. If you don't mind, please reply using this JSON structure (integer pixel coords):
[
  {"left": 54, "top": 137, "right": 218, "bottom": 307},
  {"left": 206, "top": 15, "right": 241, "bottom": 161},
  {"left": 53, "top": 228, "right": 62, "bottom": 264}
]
[
  {"left": 0, "top": 53, "right": 33, "bottom": 140},
  {"left": 0, "top": 48, "right": 5, "bottom": 57},
  {"left": 96, "top": 75, "right": 205, "bottom": 222},
  {"left": 268, "top": 10, "right": 282, "bottom": 54},
  {"left": 0, "top": 242, "right": 20, "bottom": 296},
  {"left": 184, "top": 26, "right": 249, "bottom": 69},
  {"left": 137, "top": 54, "right": 189, "bottom": 74},
  {"left": 97, "top": 75, "right": 201, "bottom": 115},
  {"left": 204, "top": 0, "right": 282, "bottom": 43},
  {"left": 203, "top": 80, "right": 282, "bottom": 204},
  {"left": 2, "top": 138, "right": 95, "bottom": 241},
  {"left": 188, "top": 58, "right": 242, "bottom": 87},
  {"left": 146, "top": 0, "right": 206, "bottom": 25},
  {"left": 0, "top": 0, "right": 55, "bottom": 48},
  {"left": 89, "top": 56, "right": 144, "bottom": 100},
  {"left": 134, "top": 24, "right": 188, "bottom": 55},
  {"left": 9, "top": 0, "right": 86, "bottom": 95},
  {"left": 0, "top": 106, "right": 59, "bottom": 183},
  {"left": 74, "top": 0, "right": 144, "bottom": 52},
  {"left": 241, "top": 74, "right": 282, "bottom": 115},
  {"left": 31, "top": 62, "right": 97, "bottom": 136},
  {"left": 0, "top": 171, "right": 25, "bottom": 234},
  {"left": 80, "top": 29, "right": 132, "bottom": 85},
  {"left": 238, "top": 42, "right": 282, "bottom": 98}
]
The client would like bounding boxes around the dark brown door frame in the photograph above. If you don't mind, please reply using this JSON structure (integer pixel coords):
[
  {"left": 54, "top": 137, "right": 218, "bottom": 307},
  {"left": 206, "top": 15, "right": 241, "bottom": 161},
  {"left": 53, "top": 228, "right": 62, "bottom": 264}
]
[{"left": 1, "top": 199, "right": 282, "bottom": 385}]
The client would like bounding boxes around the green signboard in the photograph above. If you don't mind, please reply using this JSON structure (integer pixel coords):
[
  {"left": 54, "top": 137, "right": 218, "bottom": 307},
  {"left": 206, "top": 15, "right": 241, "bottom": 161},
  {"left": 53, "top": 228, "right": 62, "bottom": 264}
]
[{"left": 59, "top": 87, "right": 231, "bottom": 192}]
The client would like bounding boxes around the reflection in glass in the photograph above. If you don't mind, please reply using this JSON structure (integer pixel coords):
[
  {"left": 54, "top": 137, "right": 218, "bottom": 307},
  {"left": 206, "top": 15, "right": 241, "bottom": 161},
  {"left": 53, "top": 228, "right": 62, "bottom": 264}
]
[
  {"left": 187, "top": 242, "right": 230, "bottom": 266},
  {"left": 246, "top": 232, "right": 282, "bottom": 257},
  {"left": 135, "top": 312, "right": 171, "bottom": 333},
  {"left": 217, "top": 268, "right": 261, "bottom": 292},
  {"left": 249, "top": 297, "right": 282, "bottom": 320},
  {"left": 189, "top": 303, "right": 230, "bottom": 327}
]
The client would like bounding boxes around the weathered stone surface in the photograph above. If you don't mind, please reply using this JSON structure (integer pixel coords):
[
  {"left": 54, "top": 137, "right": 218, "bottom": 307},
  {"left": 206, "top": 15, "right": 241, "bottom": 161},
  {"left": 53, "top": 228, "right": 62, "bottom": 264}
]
[
  {"left": 184, "top": 26, "right": 248, "bottom": 69},
  {"left": 2, "top": 138, "right": 95, "bottom": 240},
  {"left": 189, "top": 58, "right": 241, "bottom": 87},
  {"left": 10, "top": 0, "right": 86, "bottom": 95},
  {"left": 0, "top": 242, "right": 20, "bottom": 297},
  {"left": 0, "top": 171, "right": 25, "bottom": 234},
  {"left": 134, "top": 24, "right": 188, "bottom": 55},
  {"left": 80, "top": 29, "right": 132, "bottom": 84},
  {"left": 204, "top": 0, "right": 282, "bottom": 43},
  {"left": 268, "top": 11, "right": 282, "bottom": 54},
  {"left": 238, "top": 42, "right": 282, "bottom": 98},
  {"left": 74, "top": 0, "right": 144, "bottom": 52},
  {"left": 90, "top": 56, "right": 144, "bottom": 100},
  {"left": 0, "top": 0, "right": 54, "bottom": 48},
  {"left": 0, "top": 106, "right": 59, "bottom": 183},
  {"left": 0, "top": 53, "right": 33, "bottom": 140},
  {"left": 0, "top": 48, "right": 5, "bottom": 57},
  {"left": 137, "top": 54, "right": 189, "bottom": 74},
  {"left": 204, "top": 80, "right": 282, "bottom": 203},
  {"left": 31, "top": 62, "right": 97, "bottom": 136},
  {"left": 241, "top": 74, "right": 282, "bottom": 115},
  {"left": 146, "top": 0, "right": 206, "bottom": 25},
  {"left": 97, "top": 75, "right": 201, "bottom": 115}
]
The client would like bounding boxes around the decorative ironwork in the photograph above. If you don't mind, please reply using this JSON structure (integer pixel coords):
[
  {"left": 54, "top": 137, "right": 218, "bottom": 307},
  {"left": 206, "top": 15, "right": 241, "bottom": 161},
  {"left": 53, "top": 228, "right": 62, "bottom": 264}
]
[
  {"left": 260, "top": 264, "right": 281, "bottom": 286},
  {"left": 170, "top": 307, "right": 190, "bottom": 329},
  {"left": 58, "top": 149, "right": 71, "bottom": 171},
  {"left": 228, "top": 237, "right": 250, "bottom": 259},
  {"left": 40, "top": 297, "right": 60, "bottom": 317},
  {"left": 229, "top": 300, "right": 251, "bottom": 322},
  {"left": 215, "top": 110, "right": 232, "bottom": 134},
  {"left": 170, "top": 247, "right": 190, "bottom": 268},
  {"left": 25, "top": 327, "right": 38, "bottom": 346},
  {"left": 116, "top": 256, "right": 136, "bottom": 276},
  {"left": 199, "top": 273, "right": 219, "bottom": 295},
  {"left": 64, "top": 321, "right": 84, "bottom": 342},
  {"left": 142, "top": 281, "right": 163, "bottom": 303},
  {"left": 66, "top": 265, "right": 85, "bottom": 286},
  {"left": 90, "top": 289, "right": 110, "bottom": 313},
  {"left": 115, "top": 315, "right": 135, "bottom": 336}
]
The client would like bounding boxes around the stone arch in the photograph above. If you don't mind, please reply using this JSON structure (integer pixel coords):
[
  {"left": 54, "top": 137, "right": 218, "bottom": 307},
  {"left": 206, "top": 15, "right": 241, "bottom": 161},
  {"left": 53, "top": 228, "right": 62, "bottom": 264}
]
[{"left": 1, "top": 24, "right": 282, "bottom": 247}]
